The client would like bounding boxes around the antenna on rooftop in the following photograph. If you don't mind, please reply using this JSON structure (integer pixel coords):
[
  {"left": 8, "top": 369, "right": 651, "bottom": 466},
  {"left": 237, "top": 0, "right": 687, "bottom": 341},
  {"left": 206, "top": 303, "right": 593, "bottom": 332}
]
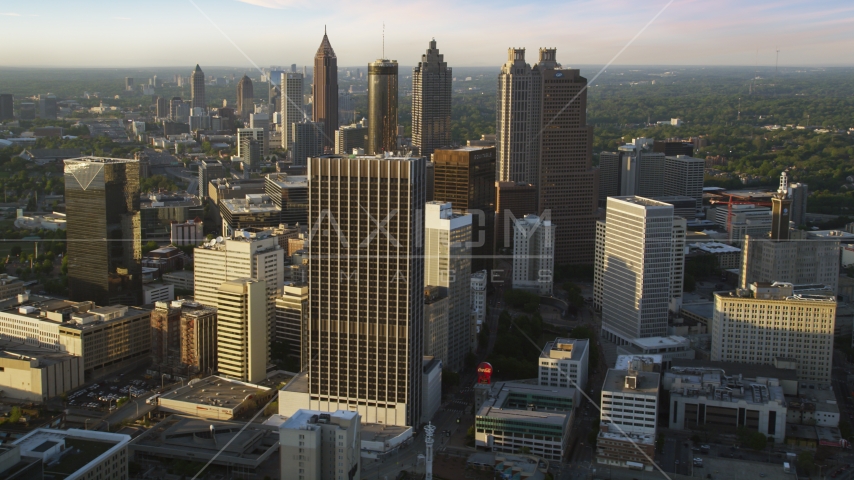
[
  {"left": 382, "top": 22, "right": 385, "bottom": 59},
  {"left": 775, "top": 47, "right": 780, "bottom": 75}
]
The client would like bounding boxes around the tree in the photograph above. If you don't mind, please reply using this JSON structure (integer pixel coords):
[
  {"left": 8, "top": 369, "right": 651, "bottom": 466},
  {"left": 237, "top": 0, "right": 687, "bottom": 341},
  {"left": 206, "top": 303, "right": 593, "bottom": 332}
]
[
  {"left": 142, "top": 241, "right": 159, "bottom": 255},
  {"left": 797, "top": 451, "right": 814, "bottom": 475},
  {"left": 10, "top": 245, "right": 21, "bottom": 256}
]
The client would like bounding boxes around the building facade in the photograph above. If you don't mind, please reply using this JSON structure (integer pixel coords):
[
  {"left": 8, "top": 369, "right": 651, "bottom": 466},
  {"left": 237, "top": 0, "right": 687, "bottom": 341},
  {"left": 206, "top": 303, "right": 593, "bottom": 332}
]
[
  {"left": 236, "top": 74, "right": 254, "bottom": 120},
  {"left": 191, "top": 65, "right": 205, "bottom": 110},
  {"left": 313, "top": 29, "right": 338, "bottom": 152},
  {"left": 281, "top": 72, "right": 305, "bottom": 150},
  {"left": 539, "top": 338, "right": 589, "bottom": 391},
  {"left": 279, "top": 410, "right": 360, "bottom": 480},
  {"left": 275, "top": 284, "right": 308, "bottom": 367},
  {"left": 511, "top": 214, "right": 554, "bottom": 295},
  {"left": 366, "top": 60, "right": 398, "bottom": 154},
  {"left": 217, "top": 278, "right": 267, "bottom": 383},
  {"left": 412, "top": 39, "right": 452, "bottom": 158},
  {"left": 334, "top": 118, "right": 367, "bottom": 155}
]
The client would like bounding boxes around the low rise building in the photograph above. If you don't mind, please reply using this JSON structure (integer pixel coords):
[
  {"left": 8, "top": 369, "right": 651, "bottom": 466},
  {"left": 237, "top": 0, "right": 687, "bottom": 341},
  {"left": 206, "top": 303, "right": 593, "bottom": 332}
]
[
  {"left": 151, "top": 300, "right": 217, "bottom": 378},
  {"left": 475, "top": 381, "right": 577, "bottom": 461},
  {"left": 600, "top": 358, "right": 660, "bottom": 436},
  {"left": 143, "top": 283, "right": 174, "bottom": 304},
  {"left": 14, "top": 428, "right": 131, "bottom": 480},
  {"left": 156, "top": 375, "right": 273, "bottom": 420},
  {"left": 161, "top": 270, "right": 194, "bottom": 291},
  {"left": 170, "top": 218, "right": 204, "bottom": 246},
  {"left": 220, "top": 194, "right": 283, "bottom": 236},
  {"left": 141, "top": 246, "right": 188, "bottom": 274},
  {"left": 788, "top": 383, "right": 840, "bottom": 428},
  {"left": 279, "top": 409, "right": 361, "bottom": 480},
  {"left": 130, "top": 415, "right": 279, "bottom": 477},
  {"left": 140, "top": 192, "right": 203, "bottom": 241},
  {"left": 596, "top": 423, "right": 656, "bottom": 471},
  {"left": 0, "top": 340, "right": 84, "bottom": 402},
  {"left": 538, "top": 338, "right": 589, "bottom": 390},
  {"left": 0, "top": 274, "right": 25, "bottom": 300},
  {"left": 615, "top": 336, "right": 694, "bottom": 370},
  {"left": 689, "top": 241, "right": 742, "bottom": 269}
]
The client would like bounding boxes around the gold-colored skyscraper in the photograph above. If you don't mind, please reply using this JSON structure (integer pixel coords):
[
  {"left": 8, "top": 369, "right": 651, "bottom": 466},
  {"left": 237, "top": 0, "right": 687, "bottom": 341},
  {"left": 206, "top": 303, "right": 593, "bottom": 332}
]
[{"left": 367, "top": 59, "right": 398, "bottom": 154}]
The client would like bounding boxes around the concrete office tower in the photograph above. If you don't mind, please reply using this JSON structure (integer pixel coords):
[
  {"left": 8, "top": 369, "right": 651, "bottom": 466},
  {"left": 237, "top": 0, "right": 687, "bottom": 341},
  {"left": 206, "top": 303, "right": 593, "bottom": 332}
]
[
  {"left": 307, "top": 154, "right": 426, "bottom": 427},
  {"left": 198, "top": 159, "right": 225, "bottom": 199},
  {"left": 424, "top": 286, "right": 450, "bottom": 365},
  {"left": 38, "top": 94, "right": 57, "bottom": 120},
  {"left": 155, "top": 96, "right": 169, "bottom": 119},
  {"left": 496, "top": 48, "right": 539, "bottom": 184},
  {"left": 151, "top": 300, "right": 217, "bottom": 377},
  {"left": 599, "top": 197, "right": 677, "bottom": 344},
  {"left": 539, "top": 338, "right": 589, "bottom": 390},
  {"left": 280, "top": 72, "right": 305, "bottom": 150},
  {"left": 265, "top": 173, "right": 309, "bottom": 226},
  {"left": 534, "top": 49, "right": 599, "bottom": 265},
  {"left": 592, "top": 220, "right": 606, "bottom": 311},
  {"left": 0, "top": 94, "right": 13, "bottom": 120},
  {"left": 740, "top": 230, "right": 840, "bottom": 294},
  {"left": 125, "top": 77, "right": 134, "bottom": 91},
  {"left": 169, "top": 97, "right": 185, "bottom": 120},
  {"left": 600, "top": 358, "right": 660, "bottom": 435},
  {"left": 275, "top": 284, "right": 308, "bottom": 367},
  {"left": 712, "top": 282, "right": 836, "bottom": 383},
  {"left": 335, "top": 118, "right": 368, "bottom": 154},
  {"left": 425, "top": 201, "right": 472, "bottom": 371},
  {"left": 279, "top": 410, "right": 360, "bottom": 480},
  {"left": 216, "top": 278, "right": 267, "bottom": 383},
  {"left": 494, "top": 181, "right": 538, "bottom": 252},
  {"left": 236, "top": 74, "right": 254, "bottom": 120},
  {"left": 788, "top": 181, "right": 808, "bottom": 227},
  {"left": 471, "top": 270, "right": 487, "bottom": 343},
  {"left": 663, "top": 155, "right": 704, "bottom": 210},
  {"left": 771, "top": 172, "right": 792, "bottom": 241},
  {"left": 194, "top": 229, "right": 285, "bottom": 360},
  {"left": 191, "top": 64, "right": 206, "bottom": 110},
  {"left": 412, "top": 39, "right": 452, "bottom": 158},
  {"left": 313, "top": 28, "right": 338, "bottom": 151},
  {"left": 598, "top": 152, "right": 621, "bottom": 204},
  {"left": 249, "top": 113, "right": 270, "bottom": 155},
  {"left": 512, "top": 214, "right": 555, "bottom": 296},
  {"left": 291, "top": 121, "right": 325, "bottom": 166},
  {"left": 618, "top": 138, "right": 664, "bottom": 197},
  {"left": 237, "top": 127, "right": 267, "bottom": 164},
  {"left": 432, "top": 147, "right": 496, "bottom": 270},
  {"left": 366, "top": 59, "right": 398, "bottom": 154},
  {"left": 64, "top": 157, "right": 142, "bottom": 306}
]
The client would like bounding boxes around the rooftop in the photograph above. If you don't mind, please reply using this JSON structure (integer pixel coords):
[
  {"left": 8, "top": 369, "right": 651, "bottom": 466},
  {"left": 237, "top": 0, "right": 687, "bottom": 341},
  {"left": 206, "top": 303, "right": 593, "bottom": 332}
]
[
  {"left": 159, "top": 376, "right": 269, "bottom": 409},
  {"left": 540, "top": 338, "right": 589, "bottom": 361},
  {"left": 690, "top": 241, "right": 741, "bottom": 254},
  {"left": 597, "top": 425, "right": 655, "bottom": 445},
  {"left": 221, "top": 195, "right": 280, "bottom": 214},
  {"left": 280, "top": 409, "right": 359, "bottom": 430},
  {"left": 630, "top": 335, "right": 690, "bottom": 349},
  {"left": 610, "top": 196, "right": 674, "bottom": 208},
  {"left": 0, "top": 339, "right": 79, "bottom": 368},
  {"left": 140, "top": 192, "right": 202, "bottom": 208},
  {"left": 603, "top": 368, "right": 660, "bottom": 395},
  {"left": 14, "top": 428, "right": 130, "bottom": 479},
  {"left": 360, "top": 422, "right": 412, "bottom": 443},
  {"left": 63, "top": 157, "right": 138, "bottom": 165},
  {"left": 265, "top": 173, "right": 308, "bottom": 189},
  {"left": 0, "top": 295, "right": 149, "bottom": 331},
  {"left": 670, "top": 359, "right": 798, "bottom": 382}
]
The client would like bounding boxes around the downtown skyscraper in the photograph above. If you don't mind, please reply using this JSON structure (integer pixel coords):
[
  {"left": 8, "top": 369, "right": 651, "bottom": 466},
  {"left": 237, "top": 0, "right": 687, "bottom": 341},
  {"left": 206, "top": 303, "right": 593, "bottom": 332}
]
[
  {"left": 496, "top": 48, "right": 598, "bottom": 265},
  {"left": 305, "top": 154, "right": 426, "bottom": 427},
  {"left": 280, "top": 72, "right": 304, "bottom": 150},
  {"left": 64, "top": 157, "right": 142, "bottom": 306},
  {"left": 191, "top": 64, "right": 206, "bottom": 110},
  {"left": 236, "top": 74, "right": 254, "bottom": 120},
  {"left": 367, "top": 59, "right": 398, "bottom": 154},
  {"left": 412, "top": 39, "right": 452, "bottom": 158},
  {"left": 313, "top": 28, "right": 338, "bottom": 152}
]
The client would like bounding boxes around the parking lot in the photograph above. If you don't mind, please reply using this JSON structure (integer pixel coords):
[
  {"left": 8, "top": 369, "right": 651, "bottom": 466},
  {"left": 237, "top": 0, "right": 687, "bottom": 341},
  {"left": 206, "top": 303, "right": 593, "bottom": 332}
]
[{"left": 66, "top": 375, "right": 158, "bottom": 412}]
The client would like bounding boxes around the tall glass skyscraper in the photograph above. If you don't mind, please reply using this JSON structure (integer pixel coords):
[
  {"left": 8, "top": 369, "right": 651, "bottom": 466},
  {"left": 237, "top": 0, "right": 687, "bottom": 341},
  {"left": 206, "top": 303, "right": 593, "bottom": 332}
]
[
  {"left": 313, "top": 28, "right": 338, "bottom": 152},
  {"left": 412, "top": 39, "right": 452, "bottom": 158},
  {"left": 64, "top": 157, "right": 142, "bottom": 306},
  {"left": 366, "top": 59, "right": 398, "bottom": 155},
  {"left": 191, "top": 64, "right": 206, "bottom": 110}
]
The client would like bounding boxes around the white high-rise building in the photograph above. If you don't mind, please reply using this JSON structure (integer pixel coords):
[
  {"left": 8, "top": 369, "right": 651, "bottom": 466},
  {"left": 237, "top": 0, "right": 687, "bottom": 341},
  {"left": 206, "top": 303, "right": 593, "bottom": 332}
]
[
  {"left": 712, "top": 282, "right": 836, "bottom": 383},
  {"left": 279, "top": 409, "right": 360, "bottom": 480},
  {"left": 425, "top": 201, "right": 472, "bottom": 371},
  {"left": 249, "top": 113, "right": 270, "bottom": 156},
  {"left": 194, "top": 228, "right": 285, "bottom": 360},
  {"left": 511, "top": 214, "right": 555, "bottom": 296},
  {"left": 470, "top": 270, "right": 487, "bottom": 346},
  {"left": 216, "top": 278, "right": 267, "bottom": 383},
  {"left": 601, "top": 357, "right": 660, "bottom": 436},
  {"left": 237, "top": 127, "right": 267, "bottom": 159},
  {"left": 619, "top": 138, "right": 664, "bottom": 198},
  {"left": 496, "top": 48, "right": 541, "bottom": 185},
  {"left": 599, "top": 197, "right": 681, "bottom": 344},
  {"left": 539, "top": 338, "right": 589, "bottom": 390},
  {"left": 281, "top": 72, "right": 305, "bottom": 150}
]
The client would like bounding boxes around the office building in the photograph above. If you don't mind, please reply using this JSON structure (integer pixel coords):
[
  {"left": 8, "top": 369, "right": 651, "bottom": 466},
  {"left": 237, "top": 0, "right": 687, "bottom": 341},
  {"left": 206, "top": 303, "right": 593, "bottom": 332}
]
[
  {"left": 711, "top": 282, "right": 836, "bottom": 383},
  {"left": 0, "top": 274, "right": 24, "bottom": 300},
  {"left": 313, "top": 29, "right": 338, "bottom": 151},
  {"left": 281, "top": 72, "right": 305, "bottom": 149},
  {"left": 279, "top": 410, "right": 360, "bottom": 480},
  {"left": 471, "top": 270, "right": 487, "bottom": 340},
  {"left": 615, "top": 336, "right": 694, "bottom": 370},
  {"left": 598, "top": 152, "right": 621, "bottom": 202},
  {"left": 422, "top": 357, "right": 443, "bottom": 423},
  {"left": 788, "top": 181, "right": 808, "bottom": 227},
  {"left": 592, "top": 220, "right": 606, "bottom": 311},
  {"left": 238, "top": 127, "right": 266, "bottom": 163},
  {"left": 265, "top": 173, "right": 309, "bottom": 226},
  {"left": 0, "top": 444, "right": 42, "bottom": 479},
  {"left": 424, "top": 286, "right": 450, "bottom": 366},
  {"left": 496, "top": 48, "right": 539, "bottom": 185},
  {"left": 65, "top": 157, "right": 142, "bottom": 306},
  {"left": 663, "top": 155, "right": 704, "bottom": 210},
  {"left": 140, "top": 192, "right": 203, "bottom": 241},
  {"left": 194, "top": 228, "right": 284, "bottom": 361},
  {"left": 150, "top": 300, "right": 217, "bottom": 378},
  {"left": 475, "top": 381, "right": 578, "bottom": 461},
  {"left": 600, "top": 357, "right": 660, "bottom": 435},
  {"left": 216, "top": 278, "right": 267, "bottom": 383},
  {"left": 335, "top": 118, "right": 367, "bottom": 154},
  {"left": 0, "top": 296, "right": 151, "bottom": 380},
  {"left": 741, "top": 235, "right": 840, "bottom": 295},
  {"left": 236, "top": 74, "right": 254, "bottom": 120},
  {"left": 38, "top": 94, "right": 57, "bottom": 120},
  {"left": 155, "top": 96, "right": 169, "bottom": 119},
  {"left": 125, "top": 77, "right": 134, "bottom": 91},
  {"left": 143, "top": 283, "right": 174, "bottom": 304},
  {"left": 156, "top": 376, "right": 273, "bottom": 420},
  {"left": 171, "top": 218, "right": 204, "bottom": 246},
  {"left": 275, "top": 284, "right": 308, "bottom": 367},
  {"left": 304, "top": 154, "right": 426, "bottom": 427},
  {"left": 14, "top": 429, "right": 130, "bottom": 479},
  {"left": 0, "top": 340, "right": 84, "bottom": 402},
  {"left": 425, "top": 201, "right": 472, "bottom": 371},
  {"left": 219, "top": 194, "right": 282, "bottom": 235},
  {"left": 596, "top": 423, "right": 655, "bottom": 471},
  {"left": 539, "top": 338, "right": 589, "bottom": 391},
  {"left": 249, "top": 112, "right": 270, "bottom": 155},
  {"left": 0, "top": 93, "right": 13, "bottom": 120},
  {"left": 598, "top": 197, "right": 683, "bottom": 343},
  {"left": 433, "top": 146, "right": 496, "bottom": 268},
  {"left": 292, "top": 121, "right": 325, "bottom": 166},
  {"left": 494, "top": 181, "right": 537, "bottom": 252},
  {"left": 653, "top": 140, "right": 694, "bottom": 157},
  {"left": 610, "top": 138, "right": 664, "bottom": 198},
  {"left": 19, "top": 102, "right": 35, "bottom": 120},
  {"left": 412, "top": 39, "right": 452, "bottom": 158},
  {"left": 366, "top": 59, "right": 398, "bottom": 154},
  {"left": 650, "top": 195, "right": 697, "bottom": 219},
  {"left": 512, "top": 214, "right": 554, "bottom": 295},
  {"left": 663, "top": 361, "right": 789, "bottom": 443},
  {"left": 191, "top": 64, "right": 205, "bottom": 110}
]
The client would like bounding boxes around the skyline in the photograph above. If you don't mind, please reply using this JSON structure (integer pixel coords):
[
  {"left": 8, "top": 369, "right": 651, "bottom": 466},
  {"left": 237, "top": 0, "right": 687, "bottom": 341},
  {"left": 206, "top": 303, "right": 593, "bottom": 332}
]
[{"left": 0, "top": 0, "right": 851, "bottom": 68}]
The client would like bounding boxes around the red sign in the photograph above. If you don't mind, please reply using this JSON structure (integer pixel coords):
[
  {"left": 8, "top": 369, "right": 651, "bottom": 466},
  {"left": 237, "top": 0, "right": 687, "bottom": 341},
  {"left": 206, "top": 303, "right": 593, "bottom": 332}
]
[{"left": 477, "top": 362, "right": 493, "bottom": 384}]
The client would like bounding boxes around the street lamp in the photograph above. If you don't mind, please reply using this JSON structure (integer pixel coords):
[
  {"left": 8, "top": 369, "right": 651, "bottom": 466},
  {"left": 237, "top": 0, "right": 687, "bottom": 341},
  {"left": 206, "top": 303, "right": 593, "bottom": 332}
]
[{"left": 161, "top": 373, "right": 168, "bottom": 391}]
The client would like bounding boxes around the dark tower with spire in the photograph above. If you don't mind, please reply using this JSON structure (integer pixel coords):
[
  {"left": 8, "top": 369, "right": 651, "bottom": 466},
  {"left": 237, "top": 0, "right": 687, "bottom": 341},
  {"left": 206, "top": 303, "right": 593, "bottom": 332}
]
[
  {"left": 236, "top": 74, "right": 254, "bottom": 120},
  {"left": 313, "top": 27, "right": 338, "bottom": 151},
  {"left": 191, "top": 64, "right": 206, "bottom": 110},
  {"left": 412, "top": 38, "right": 452, "bottom": 158}
]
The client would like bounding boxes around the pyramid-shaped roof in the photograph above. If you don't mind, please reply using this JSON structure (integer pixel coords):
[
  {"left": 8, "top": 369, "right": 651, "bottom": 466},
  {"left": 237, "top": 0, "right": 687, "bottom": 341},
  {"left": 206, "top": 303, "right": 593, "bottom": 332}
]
[{"left": 315, "top": 28, "right": 336, "bottom": 58}]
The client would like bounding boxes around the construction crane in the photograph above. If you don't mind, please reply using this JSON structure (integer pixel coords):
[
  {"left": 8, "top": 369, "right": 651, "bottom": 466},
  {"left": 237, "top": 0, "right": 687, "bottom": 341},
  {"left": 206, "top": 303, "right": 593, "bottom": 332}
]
[{"left": 709, "top": 193, "right": 773, "bottom": 233}]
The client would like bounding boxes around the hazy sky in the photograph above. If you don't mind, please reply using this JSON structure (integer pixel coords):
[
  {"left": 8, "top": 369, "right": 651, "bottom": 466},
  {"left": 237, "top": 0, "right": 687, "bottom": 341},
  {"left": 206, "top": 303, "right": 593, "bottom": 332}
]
[{"left": 1, "top": 0, "right": 852, "bottom": 68}]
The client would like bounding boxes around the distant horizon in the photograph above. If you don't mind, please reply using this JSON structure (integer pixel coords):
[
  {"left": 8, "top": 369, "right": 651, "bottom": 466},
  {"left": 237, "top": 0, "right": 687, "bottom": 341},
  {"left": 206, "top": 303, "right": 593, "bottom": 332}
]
[{"left": 1, "top": 64, "right": 852, "bottom": 70}]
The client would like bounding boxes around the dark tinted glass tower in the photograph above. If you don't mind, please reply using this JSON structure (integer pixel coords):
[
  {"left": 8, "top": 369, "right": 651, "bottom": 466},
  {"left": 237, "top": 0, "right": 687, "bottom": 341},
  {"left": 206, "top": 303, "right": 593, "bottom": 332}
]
[
  {"left": 236, "top": 75, "right": 254, "bottom": 120},
  {"left": 64, "top": 157, "right": 142, "bottom": 306},
  {"left": 366, "top": 60, "right": 398, "bottom": 154},
  {"left": 412, "top": 39, "right": 452, "bottom": 158},
  {"left": 313, "top": 29, "right": 338, "bottom": 151},
  {"left": 308, "top": 154, "right": 425, "bottom": 427},
  {"left": 0, "top": 94, "right": 13, "bottom": 120},
  {"left": 191, "top": 64, "right": 206, "bottom": 110}
]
